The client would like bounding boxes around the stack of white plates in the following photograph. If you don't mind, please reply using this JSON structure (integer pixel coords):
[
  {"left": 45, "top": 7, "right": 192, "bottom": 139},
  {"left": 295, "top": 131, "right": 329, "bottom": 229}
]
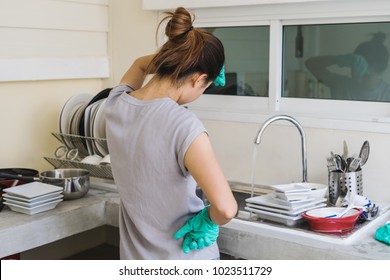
[
  {"left": 2, "top": 182, "right": 63, "bottom": 215},
  {"left": 245, "top": 183, "right": 327, "bottom": 226}
]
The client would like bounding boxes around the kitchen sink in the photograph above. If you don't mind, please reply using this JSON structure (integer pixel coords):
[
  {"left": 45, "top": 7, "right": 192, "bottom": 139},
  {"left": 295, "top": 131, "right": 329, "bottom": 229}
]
[{"left": 230, "top": 188, "right": 390, "bottom": 245}]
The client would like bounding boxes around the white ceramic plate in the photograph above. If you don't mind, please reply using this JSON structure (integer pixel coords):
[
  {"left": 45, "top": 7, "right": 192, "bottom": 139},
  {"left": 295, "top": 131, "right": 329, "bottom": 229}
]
[
  {"left": 58, "top": 93, "right": 92, "bottom": 149},
  {"left": 59, "top": 93, "right": 93, "bottom": 134},
  {"left": 89, "top": 99, "right": 104, "bottom": 154},
  {"left": 4, "top": 194, "right": 63, "bottom": 208},
  {"left": 3, "top": 182, "right": 63, "bottom": 199},
  {"left": 244, "top": 206, "right": 303, "bottom": 226},
  {"left": 89, "top": 99, "right": 103, "bottom": 136},
  {"left": 83, "top": 102, "right": 95, "bottom": 154},
  {"left": 66, "top": 103, "right": 86, "bottom": 150},
  {"left": 69, "top": 103, "right": 82, "bottom": 135},
  {"left": 245, "top": 193, "right": 326, "bottom": 211},
  {"left": 3, "top": 190, "right": 63, "bottom": 203},
  {"left": 274, "top": 191, "right": 312, "bottom": 201},
  {"left": 272, "top": 195, "right": 315, "bottom": 207},
  {"left": 245, "top": 193, "right": 326, "bottom": 210},
  {"left": 71, "top": 103, "right": 90, "bottom": 153},
  {"left": 246, "top": 202, "right": 327, "bottom": 216},
  {"left": 92, "top": 99, "right": 108, "bottom": 156},
  {"left": 4, "top": 199, "right": 62, "bottom": 215},
  {"left": 270, "top": 183, "right": 312, "bottom": 193},
  {"left": 246, "top": 194, "right": 293, "bottom": 210}
]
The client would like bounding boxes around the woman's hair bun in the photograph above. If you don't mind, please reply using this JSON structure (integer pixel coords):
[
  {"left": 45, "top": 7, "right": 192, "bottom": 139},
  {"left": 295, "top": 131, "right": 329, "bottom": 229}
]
[
  {"left": 152, "top": 6, "right": 224, "bottom": 84},
  {"left": 164, "top": 7, "right": 194, "bottom": 41}
]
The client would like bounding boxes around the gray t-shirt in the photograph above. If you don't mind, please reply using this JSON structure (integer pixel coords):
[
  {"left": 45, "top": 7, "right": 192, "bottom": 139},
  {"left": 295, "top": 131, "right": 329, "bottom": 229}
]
[{"left": 104, "top": 84, "right": 219, "bottom": 259}]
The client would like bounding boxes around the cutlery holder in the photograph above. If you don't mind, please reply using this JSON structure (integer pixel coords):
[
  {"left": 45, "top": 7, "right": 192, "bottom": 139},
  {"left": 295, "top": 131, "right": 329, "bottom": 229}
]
[{"left": 328, "top": 170, "right": 363, "bottom": 206}]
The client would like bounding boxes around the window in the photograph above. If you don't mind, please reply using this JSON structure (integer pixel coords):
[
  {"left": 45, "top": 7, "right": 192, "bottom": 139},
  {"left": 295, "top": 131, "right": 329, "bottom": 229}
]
[
  {"left": 283, "top": 22, "right": 390, "bottom": 102},
  {"left": 204, "top": 26, "right": 270, "bottom": 97},
  {"left": 187, "top": 1, "right": 390, "bottom": 132}
]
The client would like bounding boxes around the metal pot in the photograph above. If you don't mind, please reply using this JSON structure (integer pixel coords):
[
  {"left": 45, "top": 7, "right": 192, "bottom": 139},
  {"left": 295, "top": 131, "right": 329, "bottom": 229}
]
[{"left": 0, "top": 168, "right": 89, "bottom": 200}]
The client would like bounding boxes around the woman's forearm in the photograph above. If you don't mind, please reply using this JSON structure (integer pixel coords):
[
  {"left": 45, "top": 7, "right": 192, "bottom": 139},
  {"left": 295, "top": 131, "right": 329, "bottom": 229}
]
[{"left": 120, "top": 54, "right": 155, "bottom": 90}]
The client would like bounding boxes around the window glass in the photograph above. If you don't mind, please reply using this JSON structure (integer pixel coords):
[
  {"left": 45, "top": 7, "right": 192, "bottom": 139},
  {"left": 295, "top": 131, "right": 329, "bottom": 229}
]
[
  {"left": 204, "top": 26, "right": 270, "bottom": 97},
  {"left": 283, "top": 22, "right": 390, "bottom": 102}
]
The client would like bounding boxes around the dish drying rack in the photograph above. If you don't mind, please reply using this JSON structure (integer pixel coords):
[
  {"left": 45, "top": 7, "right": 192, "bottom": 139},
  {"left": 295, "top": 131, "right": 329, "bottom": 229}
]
[{"left": 44, "top": 132, "right": 113, "bottom": 179}]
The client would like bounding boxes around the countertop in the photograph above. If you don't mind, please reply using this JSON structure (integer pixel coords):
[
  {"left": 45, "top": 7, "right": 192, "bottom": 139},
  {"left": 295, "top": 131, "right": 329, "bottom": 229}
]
[{"left": 1, "top": 186, "right": 390, "bottom": 259}]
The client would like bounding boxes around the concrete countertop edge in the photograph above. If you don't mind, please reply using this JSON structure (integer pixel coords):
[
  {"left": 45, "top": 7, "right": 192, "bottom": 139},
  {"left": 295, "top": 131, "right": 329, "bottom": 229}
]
[{"left": 0, "top": 189, "right": 118, "bottom": 258}]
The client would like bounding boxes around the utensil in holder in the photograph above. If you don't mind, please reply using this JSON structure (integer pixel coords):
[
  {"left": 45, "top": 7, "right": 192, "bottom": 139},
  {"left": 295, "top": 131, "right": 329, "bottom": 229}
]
[{"left": 328, "top": 170, "right": 363, "bottom": 206}]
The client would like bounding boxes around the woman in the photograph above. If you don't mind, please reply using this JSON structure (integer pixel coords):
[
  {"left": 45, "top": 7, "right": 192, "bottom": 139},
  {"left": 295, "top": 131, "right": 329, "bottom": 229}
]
[
  {"left": 105, "top": 7, "right": 237, "bottom": 260},
  {"left": 305, "top": 32, "right": 390, "bottom": 101}
]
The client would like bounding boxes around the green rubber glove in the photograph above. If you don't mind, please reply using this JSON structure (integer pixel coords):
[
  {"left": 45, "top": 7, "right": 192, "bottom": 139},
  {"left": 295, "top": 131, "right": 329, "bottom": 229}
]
[
  {"left": 375, "top": 223, "right": 390, "bottom": 246},
  {"left": 174, "top": 206, "right": 219, "bottom": 254},
  {"left": 336, "top": 54, "right": 368, "bottom": 77},
  {"left": 213, "top": 65, "right": 226, "bottom": 87}
]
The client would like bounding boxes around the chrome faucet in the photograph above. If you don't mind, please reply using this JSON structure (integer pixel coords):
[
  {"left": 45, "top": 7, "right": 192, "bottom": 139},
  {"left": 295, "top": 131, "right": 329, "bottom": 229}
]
[{"left": 254, "top": 115, "right": 308, "bottom": 182}]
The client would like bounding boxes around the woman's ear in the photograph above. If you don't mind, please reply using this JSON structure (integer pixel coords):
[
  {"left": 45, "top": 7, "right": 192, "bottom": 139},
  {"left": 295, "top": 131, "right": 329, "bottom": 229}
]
[{"left": 192, "top": 73, "right": 209, "bottom": 88}]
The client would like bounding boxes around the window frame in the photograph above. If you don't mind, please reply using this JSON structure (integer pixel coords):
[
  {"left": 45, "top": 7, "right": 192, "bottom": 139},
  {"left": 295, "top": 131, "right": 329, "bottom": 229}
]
[{"left": 186, "top": 5, "right": 390, "bottom": 133}]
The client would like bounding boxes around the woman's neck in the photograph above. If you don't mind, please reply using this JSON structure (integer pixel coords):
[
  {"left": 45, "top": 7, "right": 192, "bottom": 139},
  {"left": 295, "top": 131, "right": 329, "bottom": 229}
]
[{"left": 130, "top": 77, "right": 181, "bottom": 102}]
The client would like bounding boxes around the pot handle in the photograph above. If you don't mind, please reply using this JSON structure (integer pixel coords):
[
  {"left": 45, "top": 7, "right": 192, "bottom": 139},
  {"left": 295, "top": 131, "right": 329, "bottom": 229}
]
[{"left": 0, "top": 173, "right": 39, "bottom": 182}]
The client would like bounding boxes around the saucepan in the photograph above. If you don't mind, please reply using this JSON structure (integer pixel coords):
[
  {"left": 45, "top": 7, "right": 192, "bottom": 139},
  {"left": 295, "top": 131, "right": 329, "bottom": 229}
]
[
  {"left": 0, "top": 168, "right": 89, "bottom": 200},
  {"left": 0, "top": 168, "right": 39, "bottom": 182}
]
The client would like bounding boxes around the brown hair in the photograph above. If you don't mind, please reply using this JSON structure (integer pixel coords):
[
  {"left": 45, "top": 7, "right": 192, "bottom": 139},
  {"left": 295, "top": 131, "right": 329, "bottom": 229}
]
[{"left": 150, "top": 7, "right": 225, "bottom": 86}]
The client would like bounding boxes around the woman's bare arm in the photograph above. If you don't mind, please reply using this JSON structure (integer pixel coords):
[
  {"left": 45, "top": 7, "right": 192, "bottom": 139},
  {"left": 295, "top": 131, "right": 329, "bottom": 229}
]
[
  {"left": 184, "top": 132, "right": 238, "bottom": 225},
  {"left": 120, "top": 54, "right": 155, "bottom": 90}
]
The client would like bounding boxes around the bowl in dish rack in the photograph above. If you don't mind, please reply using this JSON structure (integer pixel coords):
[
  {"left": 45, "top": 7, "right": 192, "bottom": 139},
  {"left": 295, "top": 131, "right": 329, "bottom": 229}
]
[{"left": 302, "top": 207, "right": 362, "bottom": 233}]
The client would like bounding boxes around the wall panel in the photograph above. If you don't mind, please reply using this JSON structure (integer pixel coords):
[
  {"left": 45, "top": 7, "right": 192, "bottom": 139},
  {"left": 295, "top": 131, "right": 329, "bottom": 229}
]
[
  {"left": 0, "top": 0, "right": 109, "bottom": 81},
  {"left": 0, "top": 28, "right": 107, "bottom": 57}
]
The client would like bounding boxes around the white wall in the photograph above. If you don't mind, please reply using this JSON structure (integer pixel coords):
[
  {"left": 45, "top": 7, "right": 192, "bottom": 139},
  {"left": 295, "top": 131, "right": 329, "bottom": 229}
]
[
  {"left": 109, "top": 0, "right": 157, "bottom": 84},
  {"left": 0, "top": 79, "right": 105, "bottom": 170}
]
